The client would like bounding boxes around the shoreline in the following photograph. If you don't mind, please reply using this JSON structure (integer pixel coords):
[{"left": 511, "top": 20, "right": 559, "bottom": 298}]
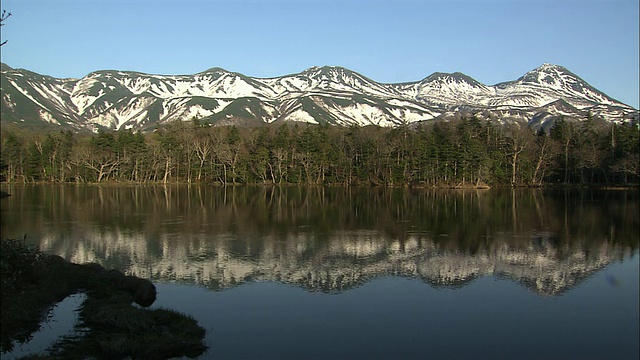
[{"left": 0, "top": 239, "right": 207, "bottom": 359}]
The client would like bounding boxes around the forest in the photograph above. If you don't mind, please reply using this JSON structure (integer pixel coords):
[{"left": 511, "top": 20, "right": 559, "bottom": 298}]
[{"left": 1, "top": 117, "right": 638, "bottom": 187}]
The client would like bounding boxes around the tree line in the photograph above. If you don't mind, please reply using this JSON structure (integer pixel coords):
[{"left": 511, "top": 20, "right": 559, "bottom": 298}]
[{"left": 1, "top": 117, "right": 638, "bottom": 187}]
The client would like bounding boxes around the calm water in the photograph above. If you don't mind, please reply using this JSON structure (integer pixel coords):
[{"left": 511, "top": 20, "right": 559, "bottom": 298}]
[{"left": 1, "top": 185, "right": 639, "bottom": 359}]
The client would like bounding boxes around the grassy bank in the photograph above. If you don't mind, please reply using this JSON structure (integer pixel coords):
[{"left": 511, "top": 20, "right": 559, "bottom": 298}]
[{"left": 0, "top": 238, "right": 207, "bottom": 359}]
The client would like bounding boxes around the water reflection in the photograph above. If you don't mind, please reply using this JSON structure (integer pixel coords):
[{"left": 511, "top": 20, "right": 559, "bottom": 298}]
[{"left": 1, "top": 185, "right": 638, "bottom": 296}]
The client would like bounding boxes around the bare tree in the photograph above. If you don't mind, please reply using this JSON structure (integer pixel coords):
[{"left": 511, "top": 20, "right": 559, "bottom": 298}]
[
  {"left": 1, "top": 9, "right": 12, "bottom": 46},
  {"left": 193, "top": 130, "right": 213, "bottom": 182},
  {"left": 504, "top": 123, "right": 534, "bottom": 186},
  {"left": 530, "top": 132, "right": 557, "bottom": 186}
]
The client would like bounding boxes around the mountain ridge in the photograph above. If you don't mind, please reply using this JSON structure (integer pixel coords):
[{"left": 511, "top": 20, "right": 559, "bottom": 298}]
[{"left": 1, "top": 63, "right": 637, "bottom": 132}]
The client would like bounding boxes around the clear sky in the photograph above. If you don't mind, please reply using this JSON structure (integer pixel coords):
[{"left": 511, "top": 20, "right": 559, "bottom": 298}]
[{"left": 1, "top": 0, "right": 638, "bottom": 108}]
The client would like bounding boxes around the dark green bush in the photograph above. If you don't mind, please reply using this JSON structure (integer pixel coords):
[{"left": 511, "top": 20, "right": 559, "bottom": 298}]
[{"left": 0, "top": 237, "right": 47, "bottom": 294}]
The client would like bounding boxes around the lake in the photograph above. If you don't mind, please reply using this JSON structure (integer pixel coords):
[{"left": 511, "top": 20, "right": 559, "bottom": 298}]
[{"left": 1, "top": 185, "right": 638, "bottom": 359}]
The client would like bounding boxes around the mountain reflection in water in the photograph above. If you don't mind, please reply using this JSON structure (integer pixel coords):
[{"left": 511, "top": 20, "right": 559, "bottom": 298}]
[{"left": 1, "top": 185, "right": 637, "bottom": 297}]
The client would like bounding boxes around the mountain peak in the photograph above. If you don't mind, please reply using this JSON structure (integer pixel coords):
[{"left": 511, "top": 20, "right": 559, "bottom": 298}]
[
  {"left": 423, "top": 71, "right": 481, "bottom": 85},
  {"left": 518, "top": 63, "right": 577, "bottom": 85},
  {"left": 197, "top": 67, "right": 231, "bottom": 75},
  {"left": 538, "top": 62, "right": 564, "bottom": 70},
  {"left": 297, "top": 65, "right": 376, "bottom": 86},
  {"left": 301, "top": 65, "right": 352, "bottom": 76}
]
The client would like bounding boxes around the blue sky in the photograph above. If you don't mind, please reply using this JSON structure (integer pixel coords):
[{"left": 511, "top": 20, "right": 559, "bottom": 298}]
[{"left": 1, "top": 0, "right": 638, "bottom": 108}]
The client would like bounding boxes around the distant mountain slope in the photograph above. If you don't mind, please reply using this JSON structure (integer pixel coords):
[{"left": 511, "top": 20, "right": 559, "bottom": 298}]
[{"left": 1, "top": 62, "right": 637, "bottom": 132}]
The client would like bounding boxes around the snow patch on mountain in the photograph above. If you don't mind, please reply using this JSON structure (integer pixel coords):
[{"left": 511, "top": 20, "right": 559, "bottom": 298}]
[
  {"left": 3, "top": 93, "right": 15, "bottom": 110},
  {"left": 185, "top": 105, "right": 215, "bottom": 120},
  {"left": 119, "top": 76, "right": 152, "bottom": 95},
  {"left": 285, "top": 109, "right": 318, "bottom": 124},
  {"left": 7, "top": 78, "right": 48, "bottom": 110},
  {"left": 39, "top": 109, "right": 60, "bottom": 125}
]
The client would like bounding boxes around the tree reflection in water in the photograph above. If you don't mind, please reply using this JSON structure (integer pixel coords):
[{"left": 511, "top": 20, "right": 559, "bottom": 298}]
[{"left": 1, "top": 185, "right": 638, "bottom": 296}]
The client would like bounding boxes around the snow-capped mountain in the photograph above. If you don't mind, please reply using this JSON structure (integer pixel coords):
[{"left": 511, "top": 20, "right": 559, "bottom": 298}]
[{"left": 1, "top": 62, "right": 637, "bottom": 132}]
